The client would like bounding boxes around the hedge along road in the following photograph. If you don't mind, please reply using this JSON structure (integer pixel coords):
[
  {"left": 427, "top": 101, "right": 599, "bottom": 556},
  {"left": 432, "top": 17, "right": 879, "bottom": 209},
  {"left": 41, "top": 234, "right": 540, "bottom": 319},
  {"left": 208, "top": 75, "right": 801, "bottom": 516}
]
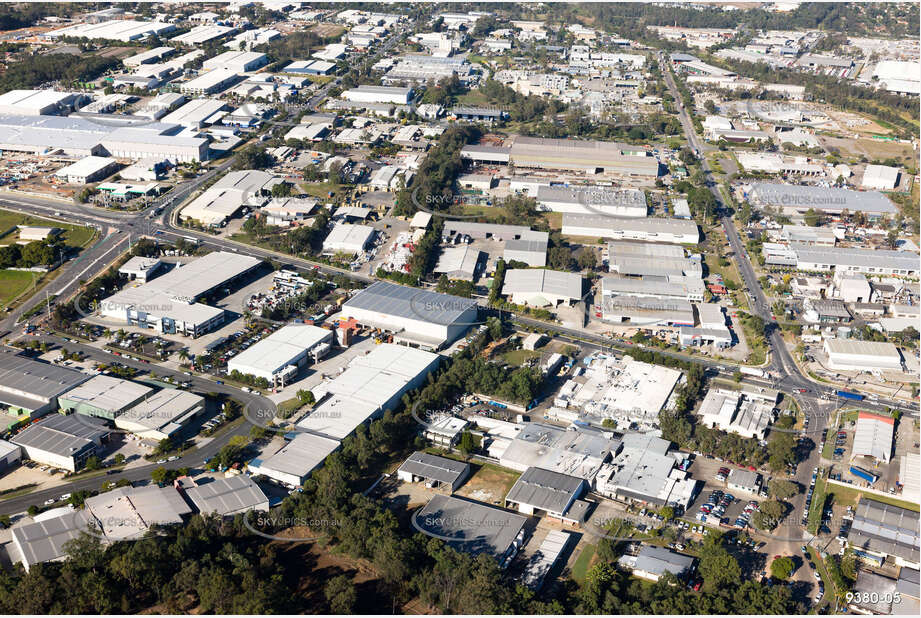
[{"left": 0, "top": 333, "right": 275, "bottom": 518}]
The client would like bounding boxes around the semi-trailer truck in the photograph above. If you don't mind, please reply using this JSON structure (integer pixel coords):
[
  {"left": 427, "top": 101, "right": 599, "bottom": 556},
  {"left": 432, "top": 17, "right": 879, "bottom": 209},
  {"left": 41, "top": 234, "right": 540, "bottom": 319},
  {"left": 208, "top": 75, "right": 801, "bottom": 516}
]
[{"left": 739, "top": 367, "right": 765, "bottom": 378}]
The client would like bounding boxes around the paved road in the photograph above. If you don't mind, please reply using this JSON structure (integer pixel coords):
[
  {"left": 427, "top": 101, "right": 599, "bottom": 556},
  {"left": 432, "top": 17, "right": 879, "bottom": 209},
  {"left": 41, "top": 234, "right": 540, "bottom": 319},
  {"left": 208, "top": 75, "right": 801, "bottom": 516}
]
[
  {"left": 660, "top": 56, "right": 852, "bottom": 597},
  {"left": 0, "top": 333, "right": 275, "bottom": 517}
]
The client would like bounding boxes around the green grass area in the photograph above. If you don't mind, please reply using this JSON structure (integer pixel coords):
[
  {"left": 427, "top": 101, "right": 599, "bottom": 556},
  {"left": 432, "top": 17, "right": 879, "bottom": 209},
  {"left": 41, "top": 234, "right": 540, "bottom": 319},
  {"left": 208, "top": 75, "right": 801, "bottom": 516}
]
[
  {"left": 0, "top": 208, "right": 96, "bottom": 248},
  {"left": 570, "top": 543, "right": 596, "bottom": 583},
  {"left": 806, "top": 473, "right": 827, "bottom": 534},
  {"left": 825, "top": 481, "right": 920, "bottom": 512},
  {"left": 0, "top": 269, "right": 36, "bottom": 306},
  {"left": 821, "top": 427, "right": 837, "bottom": 459},
  {"left": 276, "top": 397, "right": 303, "bottom": 419},
  {"left": 806, "top": 546, "right": 833, "bottom": 608},
  {"left": 452, "top": 89, "right": 492, "bottom": 107},
  {"left": 501, "top": 349, "right": 540, "bottom": 366},
  {"left": 300, "top": 181, "right": 346, "bottom": 200}
]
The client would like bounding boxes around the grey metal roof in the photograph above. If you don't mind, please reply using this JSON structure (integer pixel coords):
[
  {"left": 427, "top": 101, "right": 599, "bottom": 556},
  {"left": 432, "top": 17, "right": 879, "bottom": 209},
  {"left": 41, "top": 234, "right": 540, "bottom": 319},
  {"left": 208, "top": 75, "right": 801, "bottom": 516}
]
[
  {"left": 185, "top": 475, "right": 269, "bottom": 516},
  {"left": 848, "top": 499, "right": 920, "bottom": 564},
  {"left": 792, "top": 244, "right": 917, "bottom": 272},
  {"left": 343, "top": 281, "right": 477, "bottom": 326},
  {"left": 537, "top": 185, "right": 647, "bottom": 209},
  {"left": 505, "top": 466, "right": 584, "bottom": 514},
  {"left": 632, "top": 544, "right": 694, "bottom": 577},
  {"left": 749, "top": 183, "right": 896, "bottom": 215},
  {"left": 812, "top": 299, "right": 851, "bottom": 318},
  {"left": 505, "top": 238, "right": 548, "bottom": 254},
  {"left": 0, "top": 348, "right": 89, "bottom": 400},
  {"left": 562, "top": 213, "right": 700, "bottom": 237},
  {"left": 416, "top": 494, "right": 527, "bottom": 559},
  {"left": 11, "top": 510, "right": 92, "bottom": 568},
  {"left": 502, "top": 269, "right": 583, "bottom": 300},
  {"left": 12, "top": 414, "right": 108, "bottom": 457},
  {"left": 398, "top": 451, "right": 468, "bottom": 485},
  {"left": 607, "top": 241, "right": 685, "bottom": 259},
  {"left": 727, "top": 468, "right": 759, "bottom": 489}
]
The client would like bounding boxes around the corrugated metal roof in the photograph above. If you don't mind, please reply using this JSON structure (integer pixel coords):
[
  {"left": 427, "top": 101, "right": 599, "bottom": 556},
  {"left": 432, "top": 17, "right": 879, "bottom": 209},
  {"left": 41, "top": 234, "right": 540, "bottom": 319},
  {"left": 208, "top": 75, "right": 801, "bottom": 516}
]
[
  {"left": 398, "top": 451, "right": 468, "bottom": 485},
  {"left": 186, "top": 475, "right": 269, "bottom": 515},
  {"left": 505, "top": 466, "right": 584, "bottom": 514}
]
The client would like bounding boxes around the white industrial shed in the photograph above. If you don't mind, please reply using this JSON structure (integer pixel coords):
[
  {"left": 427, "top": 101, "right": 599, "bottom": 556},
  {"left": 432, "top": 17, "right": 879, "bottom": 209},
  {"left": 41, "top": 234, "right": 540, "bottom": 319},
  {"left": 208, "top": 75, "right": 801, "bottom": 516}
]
[
  {"left": 53, "top": 156, "right": 119, "bottom": 184},
  {"left": 861, "top": 164, "right": 900, "bottom": 191},
  {"left": 227, "top": 324, "right": 333, "bottom": 384},
  {"left": 340, "top": 281, "right": 477, "bottom": 350},
  {"left": 249, "top": 432, "right": 340, "bottom": 488},
  {"left": 502, "top": 269, "right": 584, "bottom": 306},
  {"left": 852, "top": 412, "right": 894, "bottom": 464},
  {"left": 114, "top": 389, "right": 205, "bottom": 441},
  {"left": 297, "top": 343, "right": 441, "bottom": 440},
  {"left": 823, "top": 339, "right": 903, "bottom": 372},
  {"left": 322, "top": 223, "right": 375, "bottom": 255}
]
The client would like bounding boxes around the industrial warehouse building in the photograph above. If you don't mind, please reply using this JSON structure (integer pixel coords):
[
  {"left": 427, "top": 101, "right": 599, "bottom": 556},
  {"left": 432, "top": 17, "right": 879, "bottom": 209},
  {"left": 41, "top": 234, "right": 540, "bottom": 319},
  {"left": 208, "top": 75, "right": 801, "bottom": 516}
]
[
  {"left": 114, "top": 389, "right": 205, "bottom": 441},
  {"left": 0, "top": 90, "right": 85, "bottom": 115},
  {"left": 161, "top": 98, "right": 229, "bottom": 129},
  {"left": 852, "top": 412, "right": 895, "bottom": 464},
  {"left": 0, "top": 114, "right": 209, "bottom": 161},
  {"left": 434, "top": 245, "right": 483, "bottom": 281},
  {"left": 10, "top": 510, "right": 95, "bottom": 572},
  {"left": 180, "top": 169, "right": 278, "bottom": 227},
  {"left": 99, "top": 251, "right": 261, "bottom": 338},
  {"left": 602, "top": 295, "right": 695, "bottom": 327},
  {"left": 58, "top": 375, "right": 153, "bottom": 420},
  {"left": 562, "top": 214, "right": 700, "bottom": 244},
  {"left": 322, "top": 223, "right": 376, "bottom": 255},
  {"left": 297, "top": 343, "right": 441, "bottom": 440},
  {"left": 397, "top": 451, "right": 470, "bottom": 492},
  {"left": 11, "top": 414, "right": 109, "bottom": 472},
  {"left": 601, "top": 276, "right": 705, "bottom": 303},
  {"left": 847, "top": 499, "right": 920, "bottom": 569},
  {"left": 607, "top": 241, "right": 702, "bottom": 278},
  {"left": 618, "top": 545, "right": 695, "bottom": 583},
  {"left": 180, "top": 69, "right": 241, "bottom": 96},
  {"left": 461, "top": 137, "right": 661, "bottom": 176},
  {"left": 53, "top": 156, "right": 119, "bottom": 184},
  {"left": 746, "top": 183, "right": 897, "bottom": 218},
  {"left": 0, "top": 350, "right": 90, "bottom": 424},
  {"left": 416, "top": 494, "right": 528, "bottom": 565},
  {"left": 248, "top": 432, "right": 340, "bottom": 487},
  {"left": 184, "top": 475, "right": 269, "bottom": 516},
  {"left": 45, "top": 19, "right": 175, "bottom": 42},
  {"left": 823, "top": 339, "right": 903, "bottom": 372},
  {"left": 790, "top": 244, "right": 917, "bottom": 277},
  {"left": 504, "top": 466, "right": 590, "bottom": 525},
  {"left": 227, "top": 324, "right": 334, "bottom": 385},
  {"left": 202, "top": 51, "right": 268, "bottom": 73},
  {"left": 0, "top": 439, "right": 21, "bottom": 473},
  {"left": 502, "top": 269, "right": 584, "bottom": 307},
  {"left": 84, "top": 485, "right": 191, "bottom": 541},
  {"left": 595, "top": 433, "right": 698, "bottom": 509},
  {"left": 339, "top": 281, "right": 478, "bottom": 350},
  {"left": 535, "top": 185, "right": 647, "bottom": 217},
  {"left": 862, "top": 164, "right": 901, "bottom": 191},
  {"left": 342, "top": 85, "right": 414, "bottom": 105}
]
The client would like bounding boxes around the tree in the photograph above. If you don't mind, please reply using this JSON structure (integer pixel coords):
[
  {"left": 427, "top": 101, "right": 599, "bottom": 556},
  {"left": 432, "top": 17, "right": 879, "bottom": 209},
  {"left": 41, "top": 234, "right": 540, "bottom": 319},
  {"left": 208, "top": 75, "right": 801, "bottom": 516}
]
[
  {"left": 704, "top": 99, "right": 717, "bottom": 114},
  {"left": 154, "top": 437, "right": 174, "bottom": 456},
  {"left": 770, "top": 555, "right": 795, "bottom": 580},
  {"left": 113, "top": 453, "right": 125, "bottom": 465},
  {"left": 457, "top": 431, "right": 477, "bottom": 456},
  {"left": 296, "top": 389, "right": 315, "bottom": 405},
  {"left": 151, "top": 466, "right": 169, "bottom": 485},
  {"left": 83, "top": 455, "right": 101, "bottom": 471},
  {"left": 698, "top": 532, "right": 741, "bottom": 591},
  {"left": 27, "top": 505, "right": 38, "bottom": 516},
  {"left": 752, "top": 500, "right": 785, "bottom": 530},
  {"left": 768, "top": 479, "right": 799, "bottom": 500},
  {"left": 324, "top": 575, "right": 357, "bottom": 613},
  {"left": 733, "top": 370, "right": 743, "bottom": 382},
  {"left": 659, "top": 506, "right": 675, "bottom": 520},
  {"left": 803, "top": 208, "right": 822, "bottom": 227}
]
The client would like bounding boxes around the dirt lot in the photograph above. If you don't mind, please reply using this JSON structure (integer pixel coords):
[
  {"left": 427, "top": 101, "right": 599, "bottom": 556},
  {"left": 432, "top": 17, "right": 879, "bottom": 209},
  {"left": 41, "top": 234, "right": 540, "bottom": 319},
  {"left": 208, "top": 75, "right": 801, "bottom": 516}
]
[
  {"left": 454, "top": 462, "right": 521, "bottom": 507},
  {"left": 818, "top": 135, "right": 916, "bottom": 167}
]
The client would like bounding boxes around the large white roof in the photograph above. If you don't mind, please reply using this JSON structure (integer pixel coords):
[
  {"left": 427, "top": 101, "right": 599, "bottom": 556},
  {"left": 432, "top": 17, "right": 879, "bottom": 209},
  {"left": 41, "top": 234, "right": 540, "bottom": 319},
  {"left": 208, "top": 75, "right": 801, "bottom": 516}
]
[
  {"left": 229, "top": 325, "right": 331, "bottom": 376},
  {"left": 852, "top": 412, "right": 894, "bottom": 463}
]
